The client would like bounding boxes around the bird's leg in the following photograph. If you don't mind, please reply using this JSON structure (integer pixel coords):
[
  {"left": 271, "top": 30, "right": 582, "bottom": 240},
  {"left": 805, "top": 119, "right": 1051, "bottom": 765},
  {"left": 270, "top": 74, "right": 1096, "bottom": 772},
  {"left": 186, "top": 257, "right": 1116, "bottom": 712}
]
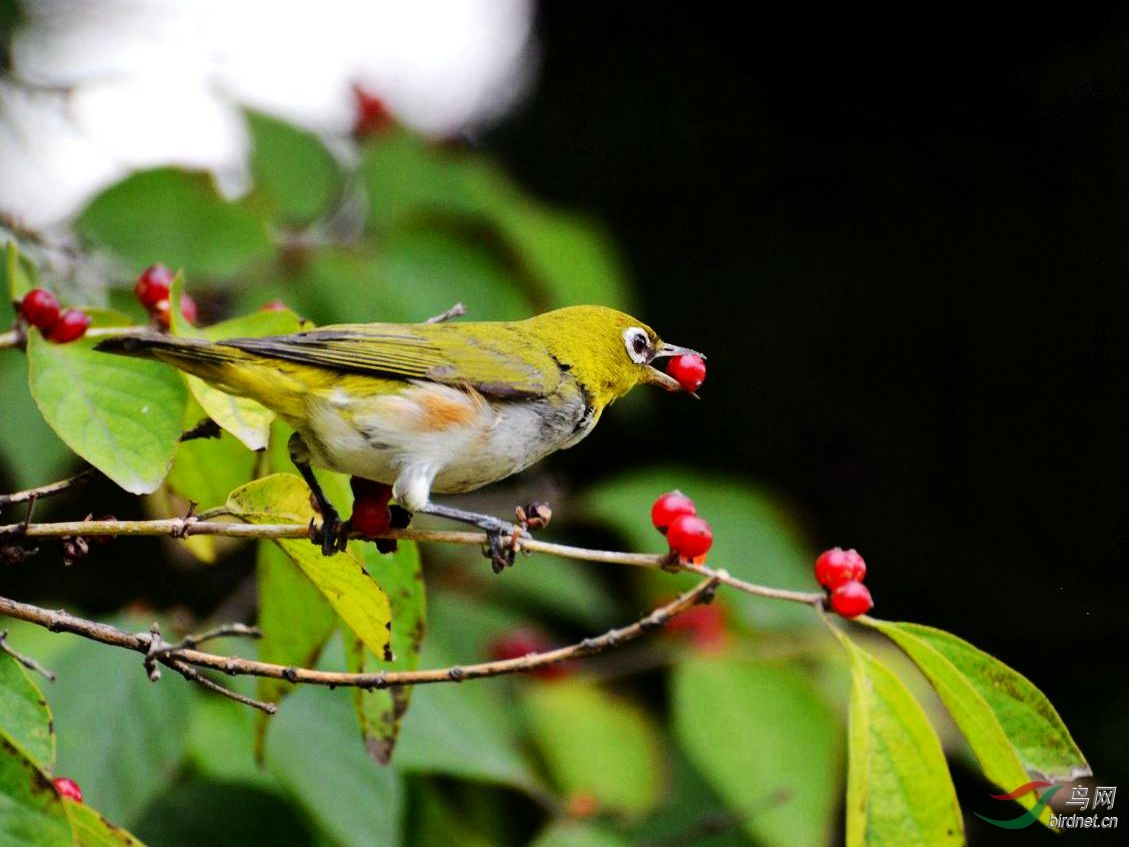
[
  {"left": 416, "top": 502, "right": 527, "bottom": 573},
  {"left": 288, "top": 432, "right": 347, "bottom": 556}
]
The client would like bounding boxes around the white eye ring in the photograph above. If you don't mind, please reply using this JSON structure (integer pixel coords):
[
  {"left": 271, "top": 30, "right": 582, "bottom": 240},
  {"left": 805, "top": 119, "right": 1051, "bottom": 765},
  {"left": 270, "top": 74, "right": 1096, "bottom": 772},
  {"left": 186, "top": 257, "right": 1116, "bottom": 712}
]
[{"left": 622, "top": 327, "right": 651, "bottom": 364}]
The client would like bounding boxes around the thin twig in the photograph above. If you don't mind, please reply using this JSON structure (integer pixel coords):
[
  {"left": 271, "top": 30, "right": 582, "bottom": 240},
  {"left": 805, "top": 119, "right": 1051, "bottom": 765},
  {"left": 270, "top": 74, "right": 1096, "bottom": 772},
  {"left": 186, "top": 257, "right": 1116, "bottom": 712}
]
[
  {"left": 0, "top": 629, "right": 57, "bottom": 681},
  {"left": 0, "top": 578, "right": 718, "bottom": 696},
  {"left": 424, "top": 302, "right": 467, "bottom": 324},
  {"left": 2, "top": 516, "right": 826, "bottom": 607},
  {"left": 0, "top": 469, "right": 102, "bottom": 508},
  {"left": 164, "top": 657, "right": 277, "bottom": 714}
]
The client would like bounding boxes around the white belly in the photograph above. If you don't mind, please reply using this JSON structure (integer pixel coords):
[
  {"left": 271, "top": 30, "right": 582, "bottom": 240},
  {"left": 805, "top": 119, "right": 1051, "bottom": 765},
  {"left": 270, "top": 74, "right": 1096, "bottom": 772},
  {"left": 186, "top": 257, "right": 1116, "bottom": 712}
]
[{"left": 297, "top": 380, "right": 592, "bottom": 511}]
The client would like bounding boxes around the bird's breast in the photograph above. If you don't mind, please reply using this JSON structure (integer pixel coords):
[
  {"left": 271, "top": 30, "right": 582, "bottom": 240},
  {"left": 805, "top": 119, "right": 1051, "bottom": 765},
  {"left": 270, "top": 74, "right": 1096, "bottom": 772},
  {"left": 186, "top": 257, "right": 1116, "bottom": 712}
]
[{"left": 299, "top": 379, "right": 592, "bottom": 495}]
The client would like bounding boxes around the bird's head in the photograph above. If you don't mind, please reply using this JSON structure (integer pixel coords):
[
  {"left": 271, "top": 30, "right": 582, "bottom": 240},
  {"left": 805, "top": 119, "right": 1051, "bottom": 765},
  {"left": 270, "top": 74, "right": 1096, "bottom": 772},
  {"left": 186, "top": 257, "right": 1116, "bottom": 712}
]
[{"left": 527, "top": 305, "right": 703, "bottom": 410}]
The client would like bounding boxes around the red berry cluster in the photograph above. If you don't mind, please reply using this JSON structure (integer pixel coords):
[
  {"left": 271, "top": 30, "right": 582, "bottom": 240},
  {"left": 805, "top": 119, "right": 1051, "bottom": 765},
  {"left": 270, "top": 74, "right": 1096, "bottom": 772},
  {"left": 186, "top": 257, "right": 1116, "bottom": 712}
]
[
  {"left": 814, "top": 547, "right": 873, "bottom": 618},
  {"left": 651, "top": 490, "right": 713, "bottom": 561},
  {"left": 134, "top": 264, "right": 196, "bottom": 329},
  {"left": 18, "top": 289, "right": 91, "bottom": 343},
  {"left": 666, "top": 353, "right": 707, "bottom": 393}
]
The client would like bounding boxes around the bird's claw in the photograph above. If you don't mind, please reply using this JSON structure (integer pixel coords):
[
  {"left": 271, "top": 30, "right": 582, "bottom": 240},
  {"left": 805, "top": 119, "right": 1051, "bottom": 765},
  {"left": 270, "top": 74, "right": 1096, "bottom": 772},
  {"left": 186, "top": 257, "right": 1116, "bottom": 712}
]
[
  {"left": 484, "top": 529, "right": 519, "bottom": 573},
  {"left": 308, "top": 511, "right": 348, "bottom": 556}
]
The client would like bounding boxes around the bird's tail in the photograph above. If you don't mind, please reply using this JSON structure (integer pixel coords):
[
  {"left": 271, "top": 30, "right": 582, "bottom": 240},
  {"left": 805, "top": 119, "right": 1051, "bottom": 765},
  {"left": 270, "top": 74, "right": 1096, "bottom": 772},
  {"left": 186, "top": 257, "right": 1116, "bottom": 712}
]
[{"left": 95, "top": 333, "right": 250, "bottom": 382}]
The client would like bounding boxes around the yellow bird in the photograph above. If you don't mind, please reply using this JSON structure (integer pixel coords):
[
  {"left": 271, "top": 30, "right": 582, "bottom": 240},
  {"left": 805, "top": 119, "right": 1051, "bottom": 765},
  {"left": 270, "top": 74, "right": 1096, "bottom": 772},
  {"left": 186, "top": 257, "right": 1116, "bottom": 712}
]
[{"left": 97, "top": 305, "right": 701, "bottom": 565}]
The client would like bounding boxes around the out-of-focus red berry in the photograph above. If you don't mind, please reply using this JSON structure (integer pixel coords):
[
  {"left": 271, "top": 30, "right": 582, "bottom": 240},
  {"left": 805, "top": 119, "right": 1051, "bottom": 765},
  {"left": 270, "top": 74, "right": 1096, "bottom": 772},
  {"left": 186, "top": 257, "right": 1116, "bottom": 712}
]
[
  {"left": 651, "top": 490, "right": 697, "bottom": 534},
  {"left": 667, "top": 513, "right": 713, "bottom": 560},
  {"left": 829, "top": 581, "right": 873, "bottom": 619},
  {"left": 666, "top": 603, "right": 727, "bottom": 651},
  {"left": 45, "top": 309, "right": 91, "bottom": 343},
  {"left": 259, "top": 299, "right": 289, "bottom": 312},
  {"left": 489, "top": 628, "right": 569, "bottom": 679},
  {"left": 20, "top": 288, "right": 60, "bottom": 330},
  {"left": 667, "top": 353, "right": 707, "bottom": 393},
  {"left": 134, "top": 264, "right": 173, "bottom": 308},
  {"left": 352, "top": 84, "right": 395, "bottom": 137},
  {"left": 153, "top": 295, "right": 197, "bottom": 330},
  {"left": 566, "top": 792, "right": 600, "bottom": 818},
  {"left": 814, "top": 547, "right": 867, "bottom": 589},
  {"left": 53, "top": 777, "right": 83, "bottom": 803}
]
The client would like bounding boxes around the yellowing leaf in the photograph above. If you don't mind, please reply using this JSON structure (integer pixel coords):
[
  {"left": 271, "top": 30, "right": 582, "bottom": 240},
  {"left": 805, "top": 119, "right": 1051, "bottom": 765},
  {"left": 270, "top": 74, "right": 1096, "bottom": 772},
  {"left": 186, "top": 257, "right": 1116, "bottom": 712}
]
[
  {"left": 834, "top": 630, "right": 964, "bottom": 846},
  {"left": 345, "top": 540, "right": 425, "bottom": 764},
  {"left": 227, "top": 474, "right": 391, "bottom": 662},
  {"left": 864, "top": 620, "right": 1089, "bottom": 826}
]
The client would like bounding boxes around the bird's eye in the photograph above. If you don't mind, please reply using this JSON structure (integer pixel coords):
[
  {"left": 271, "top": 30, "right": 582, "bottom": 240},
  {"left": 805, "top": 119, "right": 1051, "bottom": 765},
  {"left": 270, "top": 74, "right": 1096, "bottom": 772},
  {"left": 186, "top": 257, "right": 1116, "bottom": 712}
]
[{"left": 623, "top": 327, "right": 651, "bottom": 364}]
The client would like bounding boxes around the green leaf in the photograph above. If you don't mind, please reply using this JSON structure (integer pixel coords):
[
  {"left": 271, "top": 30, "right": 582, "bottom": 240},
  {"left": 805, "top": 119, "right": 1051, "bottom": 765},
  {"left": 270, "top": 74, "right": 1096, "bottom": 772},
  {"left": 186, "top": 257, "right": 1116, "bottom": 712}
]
[
  {"left": 0, "top": 352, "right": 74, "bottom": 489},
  {"left": 0, "top": 737, "right": 71, "bottom": 847},
  {"left": 64, "top": 799, "right": 144, "bottom": 846},
  {"left": 27, "top": 327, "right": 187, "bottom": 494},
  {"left": 522, "top": 679, "right": 665, "bottom": 817},
  {"left": 133, "top": 780, "right": 309, "bottom": 846},
  {"left": 5, "top": 239, "right": 36, "bottom": 302},
  {"left": 360, "top": 130, "right": 629, "bottom": 311},
  {"left": 48, "top": 619, "right": 195, "bottom": 826},
  {"left": 344, "top": 540, "right": 425, "bottom": 763},
  {"left": 360, "top": 130, "right": 494, "bottom": 228},
  {"left": 587, "top": 469, "right": 817, "bottom": 630},
  {"left": 672, "top": 654, "right": 840, "bottom": 847},
  {"left": 265, "top": 685, "right": 403, "bottom": 847},
  {"left": 165, "top": 397, "right": 259, "bottom": 512},
  {"left": 226, "top": 474, "right": 392, "bottom": 663},
  {"left": 834, "top": 630, "right": 964, "bottom": 847},
  {"left": 0, "top": 653, "right": 55, "bottom": 767},
  {"left": 865, "top": 620, "right": 1089, "bottom": 817},
  {"left": 247, "top": 109, "right": 341, "bottom": 225},
  {"left": 530, "top": 821, "right": 634, "bottom": 847},
  {"left": 394, "top": 637, "right": 542, "bottom": 792},
  {"left": 75, "top": 168, "right": 272, "bottom": 277},
  {"left": 173, "top": 280, "right": 304, "bottom": 451},
  {"left": 253, "top": 538, "right": 337, "bottom": 757}
]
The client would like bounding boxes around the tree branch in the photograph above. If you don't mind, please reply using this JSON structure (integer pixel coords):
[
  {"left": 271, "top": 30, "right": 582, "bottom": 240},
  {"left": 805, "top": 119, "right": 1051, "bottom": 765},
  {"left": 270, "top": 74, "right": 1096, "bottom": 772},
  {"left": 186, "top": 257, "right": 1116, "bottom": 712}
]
[
  {"left": 2, "top": 516, "right": 826, "bottom": 607},
  {"left": 0, "top": 578, "right": 719, "bottom": 697}
]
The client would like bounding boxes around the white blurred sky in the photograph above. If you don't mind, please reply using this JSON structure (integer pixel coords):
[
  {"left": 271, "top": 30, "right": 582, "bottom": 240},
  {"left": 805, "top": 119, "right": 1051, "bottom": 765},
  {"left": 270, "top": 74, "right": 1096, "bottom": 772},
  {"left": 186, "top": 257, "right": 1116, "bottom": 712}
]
[{"left": 0, "top": 0, "right": 536, "bottom": 228}]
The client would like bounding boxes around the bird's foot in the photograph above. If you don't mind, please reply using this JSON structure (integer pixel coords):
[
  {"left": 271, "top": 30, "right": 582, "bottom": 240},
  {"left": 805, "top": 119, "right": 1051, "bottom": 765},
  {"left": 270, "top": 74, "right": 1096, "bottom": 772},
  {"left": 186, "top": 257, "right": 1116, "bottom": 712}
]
[{"left": 308, "top": 505, "right": 349, "bottom": 556}]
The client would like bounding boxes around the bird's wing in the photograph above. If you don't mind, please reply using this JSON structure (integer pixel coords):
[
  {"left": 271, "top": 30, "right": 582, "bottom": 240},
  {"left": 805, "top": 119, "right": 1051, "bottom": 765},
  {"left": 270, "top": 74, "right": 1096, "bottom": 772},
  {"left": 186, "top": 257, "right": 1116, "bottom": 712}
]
[{"left": 218, "top": 322, "right": 563, "bottom": 399}]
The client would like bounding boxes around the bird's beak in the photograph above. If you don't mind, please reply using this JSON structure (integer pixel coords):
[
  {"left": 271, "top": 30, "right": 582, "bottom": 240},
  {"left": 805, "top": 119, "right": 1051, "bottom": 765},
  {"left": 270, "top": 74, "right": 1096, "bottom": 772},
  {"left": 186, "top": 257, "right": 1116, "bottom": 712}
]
[{"left": 644, "top": 343, "right": 704, "bottom": 393}]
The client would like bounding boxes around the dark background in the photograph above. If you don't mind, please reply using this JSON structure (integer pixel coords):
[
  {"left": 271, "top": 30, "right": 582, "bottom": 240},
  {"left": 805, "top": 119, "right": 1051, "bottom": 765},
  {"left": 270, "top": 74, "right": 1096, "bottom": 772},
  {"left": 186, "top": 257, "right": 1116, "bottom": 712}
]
[{"left": 486, "top": 1, "right": 1129, "bottom": 830}]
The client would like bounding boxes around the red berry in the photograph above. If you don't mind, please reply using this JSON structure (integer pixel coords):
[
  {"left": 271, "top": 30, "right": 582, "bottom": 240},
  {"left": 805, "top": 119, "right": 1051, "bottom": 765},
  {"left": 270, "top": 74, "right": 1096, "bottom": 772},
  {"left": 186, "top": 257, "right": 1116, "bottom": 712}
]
[
  {"left": 46, "top": 309, "right": 91, "bottom": 343},
  {"left": 829, "top": 580, "right": 873, "bottom": 618},
  {"left": 667, "top": 353, "right": 706, "bottom": 393},
  {"left": 53, "top": 777, "right": 83, "bottom": 803},
  {"left": 350, "top": 497, "right": 390, "bottom": 538},
  {"left": 814, "top": 547, "right": 867, "bottom": 589},
  {"left": 19, "top": 288, "right": 60, "bottom": 330},
  {"left": 134, "top": 264, "right": 173, "bottom": 308},
  {"left": 667, "top": 513, "right": 713, "bottom": 560},
  {"left": 153, "top": 295, "right": 197, "bottom": 330},
  {"left": 352, "top": 84, "right": 395, "bottom": 137},
  {"left": 651, "top": 490, "right": 697, "bottom": 533},
  {"left": 489, "top": 628, "right": 569, "bottom": 679},
  {"left": 666, "top": 603, "right": 727, "bottom": 651}
]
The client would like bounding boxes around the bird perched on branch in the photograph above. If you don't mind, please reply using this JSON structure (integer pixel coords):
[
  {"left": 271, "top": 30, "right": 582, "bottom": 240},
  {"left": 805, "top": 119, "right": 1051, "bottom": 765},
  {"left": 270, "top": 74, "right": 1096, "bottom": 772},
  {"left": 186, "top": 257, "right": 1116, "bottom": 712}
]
[{"left": 97, "top": 305, "right": 702, "bottom": 568}]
